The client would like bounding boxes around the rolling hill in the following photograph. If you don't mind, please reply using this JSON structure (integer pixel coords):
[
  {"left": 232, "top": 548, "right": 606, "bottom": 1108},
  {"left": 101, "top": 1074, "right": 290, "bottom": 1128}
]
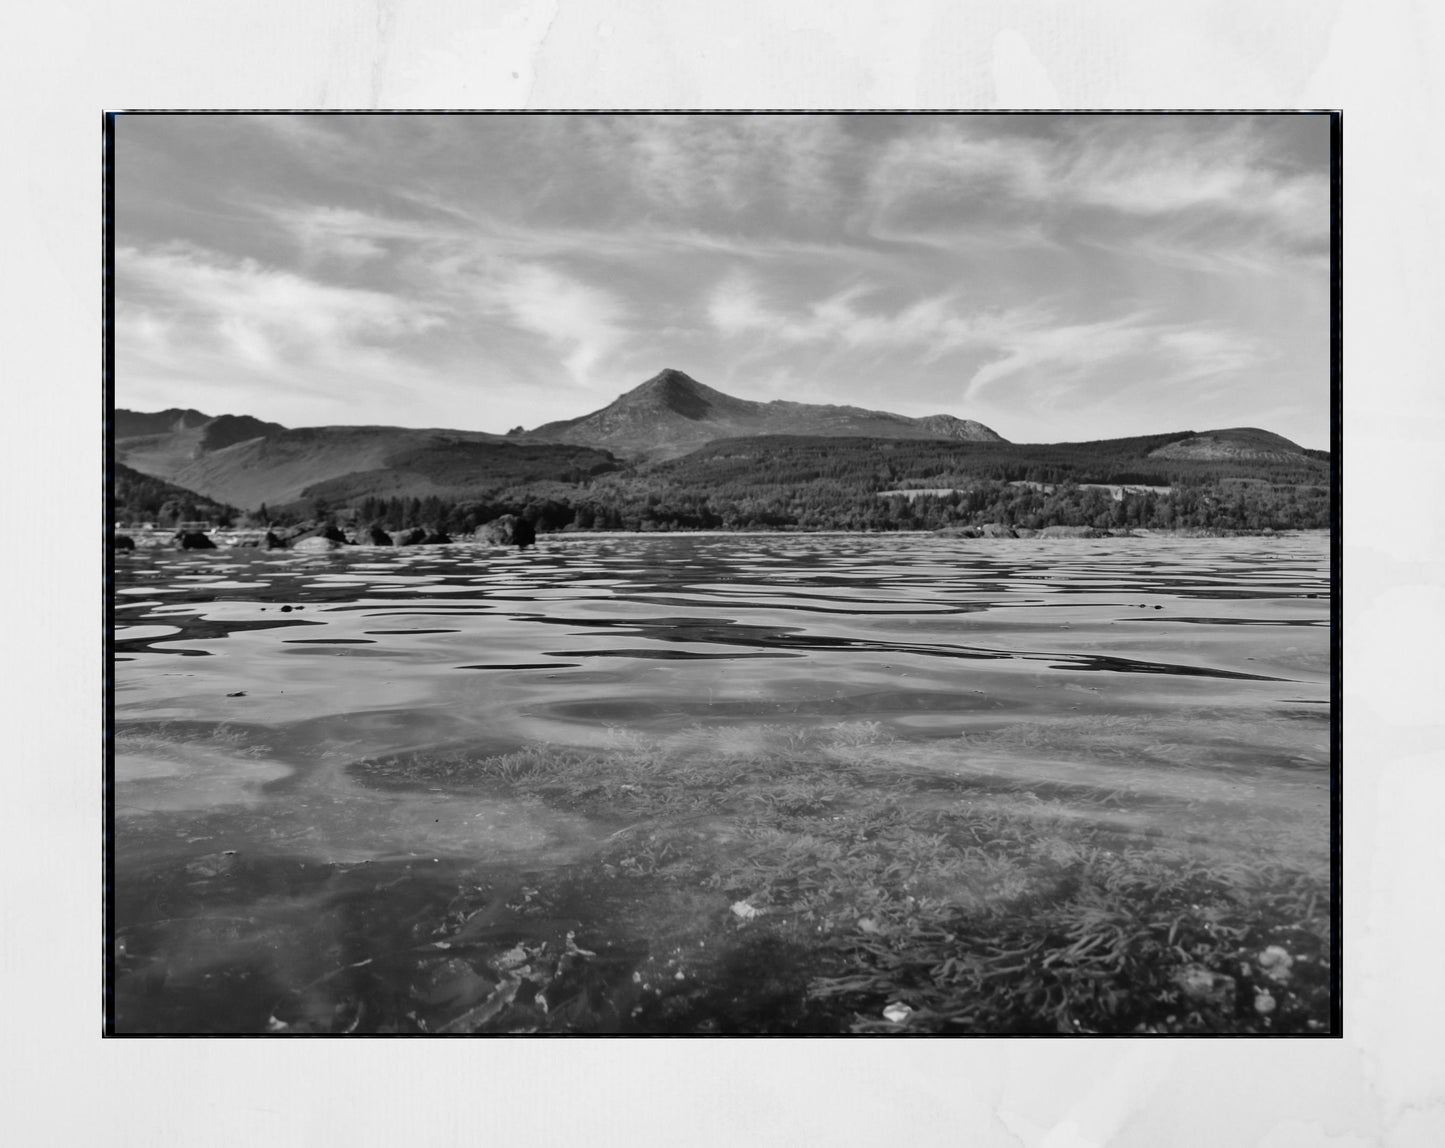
[
  {"left": 114, "top": 410, "right": 620, "bottom": 510},
  {"left": 112, "top": 462, "right": 240, "bottom": 525},
  {"left": 114, "top": 371, "right": 1326, "bottom": 523},
  {"left": 1147, "top": 428, "right": 1329, "bottom": 464},
  {"left": 642, "top": 429, "right": 1327, "bottom": 490}
]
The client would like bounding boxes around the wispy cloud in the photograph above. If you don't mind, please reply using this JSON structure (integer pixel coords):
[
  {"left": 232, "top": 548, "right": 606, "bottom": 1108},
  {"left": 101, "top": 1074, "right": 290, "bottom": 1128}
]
[
  {"left": 1063, "top": 118, "right": 1328, "bottom": 241},
  {"left": 863, "top": 117, "right": 1328, "bottom": 264},
  {"left": 706, "top": 268, "right": 1266, "bottom": 412},
  {"left": 285, "top": 207, "right": 393, "bottom": 266},
  {"left": 119, "top": 241, "right": 444, "bottom": 351},
  {"left": 466, "top": 260, "right": 633, "bottom": 391},
  {"left": 583, "top": 115, "right": 850, "bottom": 219},
  {"left": 116, "top": 114, "right": 1329, "bottom": 444},
  {"left": 708, "top": 269, "right": 1043, "bottom": 362},
  {"left": 116, "top": 241, "right": 451, "bottom": 418}
]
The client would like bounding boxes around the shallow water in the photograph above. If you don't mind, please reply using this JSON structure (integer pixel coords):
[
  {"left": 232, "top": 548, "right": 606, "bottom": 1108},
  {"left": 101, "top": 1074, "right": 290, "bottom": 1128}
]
[{"left": 110, "top": 532, "right": 1332, "bottom": 1033}]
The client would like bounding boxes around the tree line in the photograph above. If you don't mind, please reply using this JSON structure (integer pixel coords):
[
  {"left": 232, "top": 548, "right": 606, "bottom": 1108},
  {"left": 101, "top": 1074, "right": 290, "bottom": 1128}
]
[
  {"left": 259, "top": 477, "right": 1327, "bottom": 536},
  {"left": 113, "top": 463, "right": 239, "bottom": 527},
  {"left": 116, "top": 434, "right": 1332, "bottom": 535}
]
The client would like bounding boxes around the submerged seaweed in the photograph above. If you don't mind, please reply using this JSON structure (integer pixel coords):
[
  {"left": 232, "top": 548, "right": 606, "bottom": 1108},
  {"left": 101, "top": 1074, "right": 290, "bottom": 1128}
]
[{"left": 112, "top": 536, "right": 1332, "bottom": 1035}]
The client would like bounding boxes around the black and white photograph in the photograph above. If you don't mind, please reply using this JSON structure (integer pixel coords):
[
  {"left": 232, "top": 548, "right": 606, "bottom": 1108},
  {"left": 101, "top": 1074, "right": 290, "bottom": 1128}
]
[{"left": 107, "top": 111, "right": 1335, "bottom": 1036}]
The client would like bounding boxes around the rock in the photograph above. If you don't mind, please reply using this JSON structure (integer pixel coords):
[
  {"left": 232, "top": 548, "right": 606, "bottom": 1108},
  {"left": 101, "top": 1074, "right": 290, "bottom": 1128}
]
[
  {"left": 289, "top": 524, "right": 349, "bottom": 549},
  {"left": 264, "top": 531, "right": 286, "bottom": 549},
  {"left": 1175, "top": 964, "right": 1236, "bottom": 1009},
  {"left": 367, "top": 526, "right": 394, "bottom": 546},
  {"left": 398, "top": 527, "right": 429, "bottom": 545},
  {"left": 979, "top": 523, "right": 1017, "bottom": 538},
  {"left": 423, "top": 530, "right": 452, "bottom": 545},
  {"left": 113, "top": 534, "right": 135, "bottom": 550},
  {"left": 937, "top": 526, "right": 981, "bottom": 538},
  {"left": 1258, "top": 945, "right": 1294, "bottom": 984},
  {"left": 292, "top": 536, "right": 342, "bottom": 553},
  {"left": 479, "top": 515, "right": 536, "bottom": 548},
  {"left": 174, "top": 531, "right": 216, "bottom": 550}
]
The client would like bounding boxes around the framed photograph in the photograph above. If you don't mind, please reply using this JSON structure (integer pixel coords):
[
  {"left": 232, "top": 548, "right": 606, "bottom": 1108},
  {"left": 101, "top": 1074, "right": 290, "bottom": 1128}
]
[{"left": 107, "top": 111, "right": 1335, "bottom": 1037}]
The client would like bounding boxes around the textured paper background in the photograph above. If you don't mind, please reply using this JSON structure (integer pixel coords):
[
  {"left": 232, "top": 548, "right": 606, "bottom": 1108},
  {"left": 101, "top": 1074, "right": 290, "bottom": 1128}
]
[{"left": 4, "top": 1, "right": 1440, "bottom": 1144}]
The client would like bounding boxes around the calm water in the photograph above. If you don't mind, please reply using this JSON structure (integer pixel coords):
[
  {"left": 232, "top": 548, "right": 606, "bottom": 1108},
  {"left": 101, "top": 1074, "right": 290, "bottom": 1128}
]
[{"left": 110, "top": 533, "right": 1331, "bottom": 1033}]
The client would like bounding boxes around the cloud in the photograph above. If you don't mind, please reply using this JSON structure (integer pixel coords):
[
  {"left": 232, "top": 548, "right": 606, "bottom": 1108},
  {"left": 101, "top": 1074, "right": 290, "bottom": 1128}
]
[
  {"left": 116, "top": 242, "right": 452, "bottom": 418},
  {"left": 245, "top": 115, "right": 362, "bottom": 165},
  {"left": 867, "top": 127, "right": 1053, "bottom": 212},
  {"left": 964, "top": 313, "right": 1272, "bottom": 409},
  {"left": 467, "top": 260, "right": 633, "bottom": 390},
  {"left": 965, "top": 314, "right": 1161, "bottom": 399},
  {"left": 707, "top": 269, "right": 1043, "bottom": 361},
  {"left": 284, "top": 207, "right": 392, "bottom": 266},
  {"left": 116, "top": 115, "right": 1326, "bottom": 443},
  {"left": 706, "top": 269, "right": 1266, "bottom": 410},
  {"left": 119, "top": 241, "right": 444, "bottom": 352},
  {"left": 863, "top": 117, "right": 1328, "bottom": 262},
  {"left": 584, "top": 115, "right": 849, "bottom": 219},
  {"left": 1063, "top": 118, "right": 1328, "bottom": 241}
]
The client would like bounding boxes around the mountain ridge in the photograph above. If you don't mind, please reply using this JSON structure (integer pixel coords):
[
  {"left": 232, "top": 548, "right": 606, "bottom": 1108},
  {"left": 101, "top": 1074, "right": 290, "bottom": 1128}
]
[
  {"left": 521, "top": 368, "right": 1007, "bottom": 459},
  {"left": 114, "top": 369, "right": 1322, "bottom": 513}
]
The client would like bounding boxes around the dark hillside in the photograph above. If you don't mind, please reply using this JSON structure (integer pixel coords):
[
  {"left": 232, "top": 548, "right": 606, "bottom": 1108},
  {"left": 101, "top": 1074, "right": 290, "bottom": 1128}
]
[
  {"left": 297, "top": 439, "right": 621, "bottom": 506},
  {"left": 654, "top": 431, "right": 1328, "bottom": 489},
  {"left": 199, "top": 414, "right": 286, "bottom": 451},
  {"left": 112, "top": 462, "right": 240, "bottom": 526},
  {"left": 114, "top": 408, "right": 210, "bottom": 437}
]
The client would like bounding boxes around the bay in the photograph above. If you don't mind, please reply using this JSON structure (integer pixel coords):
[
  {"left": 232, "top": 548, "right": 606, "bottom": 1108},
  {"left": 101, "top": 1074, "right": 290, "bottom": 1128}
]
[{"left": 110, "top": 532, "right": 1332, "bottom": 1034}]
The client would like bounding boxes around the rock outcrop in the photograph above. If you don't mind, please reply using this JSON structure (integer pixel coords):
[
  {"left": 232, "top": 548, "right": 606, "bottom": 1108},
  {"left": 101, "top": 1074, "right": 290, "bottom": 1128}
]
[
  {"left": 936, "top": 523, "right": 1018, "bottom": 539},
  {"left": 288, "top": 524, "right": 350, "bottom": 548},
  {"left": 478, "top": 515, "right": 535, "bottom": 548},
  {"left": 175, "top": 531, "right": 216, "bottom": 550},
  {"left": 1038, "top": 525, "right": 1111, "bottom": 538},
  {"left": 292, "top": 536, "right": 343, "bottom": 553}
]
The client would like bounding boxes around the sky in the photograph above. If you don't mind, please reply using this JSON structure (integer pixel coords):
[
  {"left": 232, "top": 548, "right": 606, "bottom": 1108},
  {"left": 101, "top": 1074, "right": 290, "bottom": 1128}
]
[{"left": 115, "top": 113, "right": 1331, "bottom": 447}]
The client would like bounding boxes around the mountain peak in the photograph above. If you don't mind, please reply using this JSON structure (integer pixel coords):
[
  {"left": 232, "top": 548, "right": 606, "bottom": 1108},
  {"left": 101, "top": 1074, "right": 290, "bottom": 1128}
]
[
  {"left": 637, "top": 368, "right": 700, "bottom": 391},
  {"left": 521, "top": 370, "right": 1007, "bottom": 459},
  {"left": 610, "top": 369, "right": 750, "bottom": 422}
]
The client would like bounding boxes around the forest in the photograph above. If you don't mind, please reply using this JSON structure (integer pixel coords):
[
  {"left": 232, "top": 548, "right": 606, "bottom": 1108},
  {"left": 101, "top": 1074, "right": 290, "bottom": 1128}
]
[
  {"left": 277, "top": 435, "right": 1330, "bottom": 535},
  {"left": 113, "top": 463, "right": 240, "bottom": 526},
  {"left": 114, "top": 434, "right": 1332, "bottom": 536}
]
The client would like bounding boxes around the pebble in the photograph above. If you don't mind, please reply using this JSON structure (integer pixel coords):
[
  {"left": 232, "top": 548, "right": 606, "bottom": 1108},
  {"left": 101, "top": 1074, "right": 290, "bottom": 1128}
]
[{"left": 1258, "top": 945, "right": 1294, "bottom": 984}]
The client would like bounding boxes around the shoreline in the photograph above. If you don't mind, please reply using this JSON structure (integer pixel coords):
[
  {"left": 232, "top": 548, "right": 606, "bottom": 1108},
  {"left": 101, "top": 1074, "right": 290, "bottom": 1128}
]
[{"left": 114, "top": 525, "right": 1331, "bottom": 551}]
